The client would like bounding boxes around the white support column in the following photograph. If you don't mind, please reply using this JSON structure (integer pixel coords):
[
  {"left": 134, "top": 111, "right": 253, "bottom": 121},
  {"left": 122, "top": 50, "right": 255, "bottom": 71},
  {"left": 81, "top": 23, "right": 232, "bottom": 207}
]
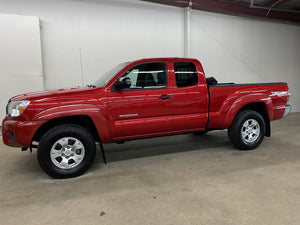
[{"left": 184, "top": 6, "right": 191, "bottom": 58}]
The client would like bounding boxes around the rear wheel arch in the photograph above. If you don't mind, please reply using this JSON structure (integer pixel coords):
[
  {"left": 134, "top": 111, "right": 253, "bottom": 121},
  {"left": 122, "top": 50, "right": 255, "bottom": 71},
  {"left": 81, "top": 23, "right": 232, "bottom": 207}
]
[
  {"left": 227, "top": 102, "right": 270, "bottom": 137},
  {"left": 228, "top": 109, "right": 266, "bottom": 150},
  {"left": 236, "top": 102, "right": 270, "bottom": 137}
]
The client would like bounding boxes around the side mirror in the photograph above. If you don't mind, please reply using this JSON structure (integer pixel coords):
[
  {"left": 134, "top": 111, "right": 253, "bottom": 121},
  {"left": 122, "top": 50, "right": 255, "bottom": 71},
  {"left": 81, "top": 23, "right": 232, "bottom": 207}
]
[{"left": 115, "top": 77, "right": 131, "bottom": 90}]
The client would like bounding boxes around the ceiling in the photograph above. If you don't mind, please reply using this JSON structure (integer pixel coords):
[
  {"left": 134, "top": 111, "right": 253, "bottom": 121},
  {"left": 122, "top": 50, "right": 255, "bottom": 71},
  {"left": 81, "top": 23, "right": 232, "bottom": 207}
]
[{"left": 142, "top": 0, "right": 300, "bottom": 24}]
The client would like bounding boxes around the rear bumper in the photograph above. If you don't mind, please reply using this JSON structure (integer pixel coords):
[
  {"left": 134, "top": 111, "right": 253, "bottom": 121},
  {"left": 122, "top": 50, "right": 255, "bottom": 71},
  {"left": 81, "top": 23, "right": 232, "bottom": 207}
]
[
  {"left": 283, "top": 104, "right": 291, "bottom": 117},
  {"left": 2, "top": 118, "right": 44, "bottom": 147}
]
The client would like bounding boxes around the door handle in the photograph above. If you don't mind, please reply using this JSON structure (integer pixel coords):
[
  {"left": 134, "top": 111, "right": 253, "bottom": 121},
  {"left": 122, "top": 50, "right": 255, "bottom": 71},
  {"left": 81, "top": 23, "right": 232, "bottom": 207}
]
[{"left": 158, "top": 95, "right": 172, "bottom": 100}]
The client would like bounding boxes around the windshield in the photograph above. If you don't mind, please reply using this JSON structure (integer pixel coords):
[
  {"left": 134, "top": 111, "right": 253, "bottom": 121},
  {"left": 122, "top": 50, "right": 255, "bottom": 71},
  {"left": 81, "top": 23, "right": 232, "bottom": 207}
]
[{"left": 93, "top": 62, "right": 130, "bottom": 87}]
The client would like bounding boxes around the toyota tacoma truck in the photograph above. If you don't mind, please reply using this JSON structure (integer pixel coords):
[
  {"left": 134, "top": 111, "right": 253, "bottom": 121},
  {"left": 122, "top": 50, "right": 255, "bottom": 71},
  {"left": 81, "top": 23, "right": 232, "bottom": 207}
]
[{"left": 2, "top": 58, "right": 291, "bottom": 178}]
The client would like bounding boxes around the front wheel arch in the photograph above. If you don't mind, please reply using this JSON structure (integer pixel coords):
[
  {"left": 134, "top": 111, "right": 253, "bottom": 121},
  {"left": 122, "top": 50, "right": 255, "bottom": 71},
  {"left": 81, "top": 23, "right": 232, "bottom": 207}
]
[{"left": 32, "top": 115, "right": 101, "bottom": 143}]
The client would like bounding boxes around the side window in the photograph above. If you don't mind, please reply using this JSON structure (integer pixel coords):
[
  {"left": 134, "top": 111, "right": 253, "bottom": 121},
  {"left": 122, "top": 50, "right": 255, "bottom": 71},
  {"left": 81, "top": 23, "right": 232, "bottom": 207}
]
[
  {"left": 122, "top": 62, "right": 167, "bottom": 89},
  {"left": 174, "top": 62, "right": 198, "bottom": 87}
]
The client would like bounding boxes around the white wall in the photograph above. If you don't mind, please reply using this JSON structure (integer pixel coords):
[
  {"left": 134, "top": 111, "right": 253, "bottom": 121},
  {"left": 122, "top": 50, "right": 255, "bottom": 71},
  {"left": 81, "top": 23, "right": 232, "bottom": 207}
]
[
  {"left": 0, "top": 0, "right": 299, "bottom": 112},
  {"left": 0, "top": 0, "right": 184, "bottom": 90},
  {"left": 0, "top": 14, "right": 43, "bottom": 119},
  {"left": 191, "top": 11, "right": 300, "bottom": 111}
]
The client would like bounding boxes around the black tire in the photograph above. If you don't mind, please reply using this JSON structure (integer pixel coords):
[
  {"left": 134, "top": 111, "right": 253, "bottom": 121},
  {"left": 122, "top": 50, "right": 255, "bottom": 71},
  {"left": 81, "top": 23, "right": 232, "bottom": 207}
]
[
  {"left": 228, "top": 110, "right": 265, "bottom": 150},
  {"left": 37, "top": 124, "right": 96, "bottom": 179}
]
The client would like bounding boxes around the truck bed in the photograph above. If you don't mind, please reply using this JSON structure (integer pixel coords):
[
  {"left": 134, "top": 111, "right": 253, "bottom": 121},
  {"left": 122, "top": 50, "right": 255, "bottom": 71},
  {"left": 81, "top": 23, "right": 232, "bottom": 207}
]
[
  {"left": 207, "top": 82, "right": 289, "bottom": 129},
  {"left": 209, "top": 82, "right": 287, "bottom": 87}
]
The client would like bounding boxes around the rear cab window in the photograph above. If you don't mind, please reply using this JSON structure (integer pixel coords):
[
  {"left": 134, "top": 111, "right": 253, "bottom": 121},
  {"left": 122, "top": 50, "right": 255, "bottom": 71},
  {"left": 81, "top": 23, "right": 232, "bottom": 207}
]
[{"left": 174, "top": 62, "right": 198, "bottom": 87}]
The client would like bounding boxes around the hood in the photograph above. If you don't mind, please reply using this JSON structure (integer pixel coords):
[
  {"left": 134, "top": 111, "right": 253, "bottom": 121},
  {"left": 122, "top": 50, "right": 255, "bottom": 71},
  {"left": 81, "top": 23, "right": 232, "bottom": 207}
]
[{"left": 12, "top": 87, "right": 103, "bottom": 101}]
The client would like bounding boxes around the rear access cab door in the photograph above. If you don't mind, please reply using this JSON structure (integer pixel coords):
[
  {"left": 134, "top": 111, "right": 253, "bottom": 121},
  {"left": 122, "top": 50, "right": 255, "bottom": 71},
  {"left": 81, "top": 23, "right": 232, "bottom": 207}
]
[{"left": 171, "top": 59, "right": 209, "bottom": 131}]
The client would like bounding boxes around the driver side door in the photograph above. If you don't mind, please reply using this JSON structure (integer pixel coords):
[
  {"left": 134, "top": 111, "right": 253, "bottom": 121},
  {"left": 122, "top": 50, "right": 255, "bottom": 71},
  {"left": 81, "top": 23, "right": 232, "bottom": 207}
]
[{"left": 107, "top": 62, "right": 173, "bottom": 139}]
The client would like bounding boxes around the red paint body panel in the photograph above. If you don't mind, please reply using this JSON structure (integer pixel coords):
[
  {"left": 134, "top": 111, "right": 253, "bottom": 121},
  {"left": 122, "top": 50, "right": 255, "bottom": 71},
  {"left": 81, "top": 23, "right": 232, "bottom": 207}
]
[
  {"left": 2, "top": 58, "right": 290, "bottom": 148},
  {"left": 32, "top": 104, "right": 111, "bottom": 142},
  {"left": 171, "top": 59, "right": 209, "bottom": 131},
  {"left": 2, "top": 118, "right": 44, "bottom": 147},
  {"left": 208, "top": 84, "right": 289, "bottom": 129},
  {"left": 108, "top": 88, "right": 174, "bottom": 138}
]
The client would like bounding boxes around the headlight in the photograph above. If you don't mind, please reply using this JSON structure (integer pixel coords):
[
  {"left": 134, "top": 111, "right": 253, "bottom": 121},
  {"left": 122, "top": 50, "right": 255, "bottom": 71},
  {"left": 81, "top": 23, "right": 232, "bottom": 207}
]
[{"left": 7, "top": 100, "right": 30, "bottom": 117}]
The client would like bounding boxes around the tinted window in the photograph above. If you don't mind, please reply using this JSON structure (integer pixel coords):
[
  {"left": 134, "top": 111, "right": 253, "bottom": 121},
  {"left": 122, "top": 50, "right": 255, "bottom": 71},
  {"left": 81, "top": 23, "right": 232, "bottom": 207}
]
[
  {"left": 174, "top": 62, "right": 198, "bottom": 87},
  {"left": 122, "top": 62, "right": 167, "bottom": 89}
]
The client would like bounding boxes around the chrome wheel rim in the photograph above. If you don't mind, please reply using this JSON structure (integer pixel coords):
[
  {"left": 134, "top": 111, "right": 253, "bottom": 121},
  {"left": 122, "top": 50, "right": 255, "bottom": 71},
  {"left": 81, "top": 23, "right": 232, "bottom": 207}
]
[
  {"left": 50, "top": 137, "right": 85, "bottom": 169},
  {"left": 241, "top": 119, "right": 260, "bottom": 144}
]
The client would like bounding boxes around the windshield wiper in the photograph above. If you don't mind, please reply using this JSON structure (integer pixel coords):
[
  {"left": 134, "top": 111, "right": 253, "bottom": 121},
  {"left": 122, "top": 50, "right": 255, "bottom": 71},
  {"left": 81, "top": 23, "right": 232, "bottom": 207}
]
[{"left": 86, "top": 84, "right": 96, "bottom": 88}]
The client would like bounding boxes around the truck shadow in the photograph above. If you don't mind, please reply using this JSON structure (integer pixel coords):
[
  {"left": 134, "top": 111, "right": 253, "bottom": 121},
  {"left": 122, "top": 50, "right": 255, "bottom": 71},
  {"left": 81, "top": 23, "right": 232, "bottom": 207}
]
[{"left": 100, "top": 131, "right": 231, "bottom": 163}]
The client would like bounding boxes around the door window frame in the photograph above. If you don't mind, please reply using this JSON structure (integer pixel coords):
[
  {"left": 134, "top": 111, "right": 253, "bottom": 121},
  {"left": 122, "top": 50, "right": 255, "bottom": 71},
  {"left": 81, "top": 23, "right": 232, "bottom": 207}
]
[
  {"left": 111, "top": 62, "right": 169, "bottom": 92},
  {"left": 173, "top": 61, "right": 199, "bottom": 88}
]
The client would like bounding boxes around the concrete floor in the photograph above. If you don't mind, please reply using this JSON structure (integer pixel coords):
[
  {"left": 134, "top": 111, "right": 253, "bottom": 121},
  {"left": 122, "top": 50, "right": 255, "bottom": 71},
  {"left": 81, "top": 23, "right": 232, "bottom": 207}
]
[{"left": 0, "top": 113, "right": 300, "bottom": 225}]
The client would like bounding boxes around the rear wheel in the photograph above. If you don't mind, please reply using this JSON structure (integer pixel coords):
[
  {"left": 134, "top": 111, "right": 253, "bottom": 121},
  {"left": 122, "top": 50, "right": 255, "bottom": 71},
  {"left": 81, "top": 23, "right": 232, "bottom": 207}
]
[
  {"left": 37, "top": 124, "right": 96, "bottom": 178},
  {"left": 228, "top": 110, "right": 265, "bottom": 150}
]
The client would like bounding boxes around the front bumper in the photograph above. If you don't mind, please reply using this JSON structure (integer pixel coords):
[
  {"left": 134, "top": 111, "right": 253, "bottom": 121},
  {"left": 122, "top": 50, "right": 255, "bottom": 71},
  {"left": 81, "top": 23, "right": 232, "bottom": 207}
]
[
  {"left": 2, "top": 118, "right": 44, "bottom": 147},
  {"left": 283, "top": 104, "right": 291, "bottom": 117}
]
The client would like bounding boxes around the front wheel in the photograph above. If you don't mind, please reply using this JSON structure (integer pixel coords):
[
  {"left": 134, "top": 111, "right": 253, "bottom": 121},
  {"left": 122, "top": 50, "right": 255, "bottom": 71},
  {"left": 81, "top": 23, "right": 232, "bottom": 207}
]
[
  {"left": 228, "top": 110, "right": 266, "bottom": 150},
  {"left": 37, "top": 124, "right": 96, "bottom": 178}
]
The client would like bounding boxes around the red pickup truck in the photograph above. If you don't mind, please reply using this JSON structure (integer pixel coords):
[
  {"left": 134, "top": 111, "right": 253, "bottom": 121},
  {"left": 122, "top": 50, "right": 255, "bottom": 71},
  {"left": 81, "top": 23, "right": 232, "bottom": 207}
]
[{"left": 2, "top": 58, "right": 291, "bottom": 178}]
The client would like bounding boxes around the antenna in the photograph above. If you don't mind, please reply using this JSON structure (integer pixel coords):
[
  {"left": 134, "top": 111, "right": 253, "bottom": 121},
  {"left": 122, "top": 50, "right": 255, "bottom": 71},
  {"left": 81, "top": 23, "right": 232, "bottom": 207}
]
[{"left": 79, "top": 48, "right": 84, "bottom": 86}]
